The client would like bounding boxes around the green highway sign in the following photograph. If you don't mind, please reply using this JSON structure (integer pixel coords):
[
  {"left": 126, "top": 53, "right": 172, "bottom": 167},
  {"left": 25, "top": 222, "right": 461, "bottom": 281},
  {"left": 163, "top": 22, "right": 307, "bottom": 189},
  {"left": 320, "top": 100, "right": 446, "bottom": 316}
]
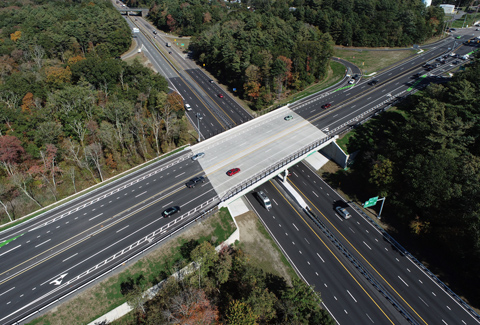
[{"left": 364, "top": 196, "right": 379, "bottom": 208}]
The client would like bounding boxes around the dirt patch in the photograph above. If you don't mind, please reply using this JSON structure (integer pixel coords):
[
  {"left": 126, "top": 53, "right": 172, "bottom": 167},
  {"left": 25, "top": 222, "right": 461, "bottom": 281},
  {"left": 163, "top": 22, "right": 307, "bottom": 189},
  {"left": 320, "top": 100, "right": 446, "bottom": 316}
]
[{"left": 235, "top": 212, "right": 293, "bottom": 286}]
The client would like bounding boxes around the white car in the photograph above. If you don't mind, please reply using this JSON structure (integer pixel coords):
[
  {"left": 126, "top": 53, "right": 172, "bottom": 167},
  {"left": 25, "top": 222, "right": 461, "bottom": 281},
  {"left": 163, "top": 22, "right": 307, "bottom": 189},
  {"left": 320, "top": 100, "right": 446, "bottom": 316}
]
[
  {"left": 184, "top": 103, "right": 192, "bottom": 111},
  {"left": 191, "top": 152, "right": 205, "bottom": 161},
  {"left": 349, "top": 79, "right": 355, "bottom": 84}
]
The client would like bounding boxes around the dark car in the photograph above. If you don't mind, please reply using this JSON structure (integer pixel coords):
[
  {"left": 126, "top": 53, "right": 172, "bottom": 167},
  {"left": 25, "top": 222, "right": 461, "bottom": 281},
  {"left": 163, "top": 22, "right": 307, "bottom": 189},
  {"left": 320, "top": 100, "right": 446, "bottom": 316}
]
[
  {"left": 368, "top": 79, "right": 379, "bottom": 86},
  {"left": 153, "top": 31, "right": 157, "bottom": 35},
  {"left": 321, "top": 103, "right": 332, "bottom": 109},
  {"left": 162, "top": 206, "right": 180, "bottom": 218},
  {"left": 450, "top": 28, "right": 456, "bottom": 31},
  {"left": 227, "top": 168, "right": 240, "bottom": 176},
  {"left": 218, "top": 94, "right": 224, "bottom": 98},
  {"left": 209, "top": 79, "right": 214, "bottom": 83},
  {"left": 352, "top": 74, "right": 360, "bottom": 80},
  {"left": 186, "top": 176, "right": 205, "bottom": 188}
]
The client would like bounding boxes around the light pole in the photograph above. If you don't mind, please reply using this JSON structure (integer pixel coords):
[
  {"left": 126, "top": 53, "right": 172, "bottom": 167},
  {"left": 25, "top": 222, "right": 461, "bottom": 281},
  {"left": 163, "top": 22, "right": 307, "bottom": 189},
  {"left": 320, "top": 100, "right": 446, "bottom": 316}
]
[{"left": 196, "top": 113, "right": 203, "bottom": 142}]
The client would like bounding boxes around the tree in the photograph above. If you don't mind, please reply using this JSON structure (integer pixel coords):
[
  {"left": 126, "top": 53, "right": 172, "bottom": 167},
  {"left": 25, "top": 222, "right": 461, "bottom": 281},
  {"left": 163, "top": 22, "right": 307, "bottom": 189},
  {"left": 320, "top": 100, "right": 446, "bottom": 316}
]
[
  {"left": 225, "top": 300, "right": 258, "bottom": 325},
  {"left": 0, "top": 135, "right": 25, "bottom": 176},
  {"left": 191, "top": 241, "right": 218, "bottom": 287},
  {"left": 85, "top": 143, "right": 104, "bottom": 182},
  {"left": 164, "top": 288, "right": 218, "bottom": 324}
]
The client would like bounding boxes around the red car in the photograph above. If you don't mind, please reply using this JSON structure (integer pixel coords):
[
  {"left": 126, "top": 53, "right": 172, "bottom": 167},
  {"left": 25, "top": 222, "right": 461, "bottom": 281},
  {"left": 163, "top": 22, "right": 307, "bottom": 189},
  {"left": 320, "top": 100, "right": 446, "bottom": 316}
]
[
  {"left": 227, "top": 168, "right": 240, "bottom": 176},
  {"left": 218, "top": 94, "right": 224, "bottom": 98},
  {"left": 322, "top": 103, "right": 331, "bottom": 109}
]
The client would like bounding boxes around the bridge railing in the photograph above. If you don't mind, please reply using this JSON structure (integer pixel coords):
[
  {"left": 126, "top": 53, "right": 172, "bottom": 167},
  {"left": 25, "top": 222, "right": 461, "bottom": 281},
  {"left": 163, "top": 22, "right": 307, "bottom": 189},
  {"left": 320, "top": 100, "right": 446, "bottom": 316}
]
[{"left": 221, "top": 135, "right": 333, "bottom": 201}]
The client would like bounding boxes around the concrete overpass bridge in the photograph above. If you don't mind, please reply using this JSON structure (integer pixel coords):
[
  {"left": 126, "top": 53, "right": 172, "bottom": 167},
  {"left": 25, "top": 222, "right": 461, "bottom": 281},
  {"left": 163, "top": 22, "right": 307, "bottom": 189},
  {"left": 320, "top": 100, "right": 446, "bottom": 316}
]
[
  {"left": 118, "top": 8, "right": 149, "bottom": 16},
  {"left": 187, "top": 104, "right": 336, "bottom": 205}
]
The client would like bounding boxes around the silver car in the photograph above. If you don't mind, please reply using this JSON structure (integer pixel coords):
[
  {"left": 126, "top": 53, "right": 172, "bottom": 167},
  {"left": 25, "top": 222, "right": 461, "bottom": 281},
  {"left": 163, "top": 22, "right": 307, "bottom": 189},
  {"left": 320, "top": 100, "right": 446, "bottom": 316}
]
[
  {"left": 336, "top": 206, "right": 351, "bottom": 219},
  {"left": 191, "top": 152, "right": 205, "bottom": 161}
]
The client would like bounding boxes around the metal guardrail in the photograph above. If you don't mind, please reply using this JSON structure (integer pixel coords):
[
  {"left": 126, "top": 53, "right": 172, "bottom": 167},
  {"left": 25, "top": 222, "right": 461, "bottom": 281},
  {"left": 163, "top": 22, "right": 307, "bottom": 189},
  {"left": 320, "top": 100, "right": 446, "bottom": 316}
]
[
  {"left": 349, "top": 202, "right": 480, "bottom": 323},
  {"left": 15, "top": 200, "right": 219, "bottom": 325},
  {"left": 304, "top": 207, "right": 419, "bottom": 324},
  {"left": 220, "top": 135, "right": 333, "bottom": 201}
]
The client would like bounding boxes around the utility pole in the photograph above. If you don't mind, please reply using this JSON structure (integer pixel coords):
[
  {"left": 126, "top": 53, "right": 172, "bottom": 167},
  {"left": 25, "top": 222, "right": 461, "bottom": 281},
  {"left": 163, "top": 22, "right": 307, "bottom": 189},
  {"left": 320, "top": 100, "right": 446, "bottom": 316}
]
[{"left": 196, "top": 113, "right": 203, "bottom": 142}]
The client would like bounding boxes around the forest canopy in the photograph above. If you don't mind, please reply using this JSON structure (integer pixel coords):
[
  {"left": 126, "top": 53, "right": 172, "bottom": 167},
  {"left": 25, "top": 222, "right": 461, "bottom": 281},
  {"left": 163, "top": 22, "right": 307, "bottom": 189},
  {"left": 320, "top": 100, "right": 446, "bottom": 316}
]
[
  {"left": 345, "top": 55, "right": 480, "bottom": 305},
  {"left": 0, "top": 0, "right": 188, "bottom": 223},
  {"left": 145, "top": 0, "right": 444, "bottom": 107}
]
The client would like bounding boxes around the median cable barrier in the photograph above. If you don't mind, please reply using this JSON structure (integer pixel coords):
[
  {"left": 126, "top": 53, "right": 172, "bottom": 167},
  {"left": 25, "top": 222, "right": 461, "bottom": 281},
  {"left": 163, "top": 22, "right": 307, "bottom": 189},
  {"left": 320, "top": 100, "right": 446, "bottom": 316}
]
[{"left": 303, "top": 207, "right": 419, "bottom": 325}]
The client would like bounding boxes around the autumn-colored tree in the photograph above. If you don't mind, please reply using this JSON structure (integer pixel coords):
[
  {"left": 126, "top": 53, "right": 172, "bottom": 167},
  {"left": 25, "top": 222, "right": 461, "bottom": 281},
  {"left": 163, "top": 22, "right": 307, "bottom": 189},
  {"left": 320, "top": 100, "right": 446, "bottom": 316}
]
[
  {"left": 166, "top": 14, "right": 176, "bottom": 32},
  {"left": 203, "top": 11, "right": 212, "bottom": 23},
  {"left": 10, "top": 31, "right": 21, "bottom": 42},
  {"left": 165, "top": 288, "right": 218, "bottom": 324},
  {"left": 45, "top": 66, "right": 72, "bottom": 86},
  {"left": 0, "top": 135, "right": 25, "bottom": 176},
  {"left": 67, "top": 55, "right": 85, "bottom": 66},
  {"left": 243, "top": 81, "right": 261, "bottom": 101},
  {"left": 21, "top": 93, "right": 35, "bottom": 113},
  {"left": 226, "top": 300, "right": 258, "bottom": 325}
]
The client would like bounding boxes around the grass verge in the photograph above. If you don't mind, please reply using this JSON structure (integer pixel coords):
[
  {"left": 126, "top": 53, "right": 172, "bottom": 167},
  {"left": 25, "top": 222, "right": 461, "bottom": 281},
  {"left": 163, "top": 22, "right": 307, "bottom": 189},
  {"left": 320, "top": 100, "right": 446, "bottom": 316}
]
[
  {"left": 28, "top": 209, "right": 236, "bottom": 325},
  {"left": 333, "top": 48, "right": 417, "bottom": 76}
]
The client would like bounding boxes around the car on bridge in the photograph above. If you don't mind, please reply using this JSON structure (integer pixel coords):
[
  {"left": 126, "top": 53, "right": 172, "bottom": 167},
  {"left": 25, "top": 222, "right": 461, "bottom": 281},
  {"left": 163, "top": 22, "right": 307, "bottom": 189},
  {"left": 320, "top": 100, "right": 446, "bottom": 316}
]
[
  {"left": 284, "top": 115, "right": 293, "bottom": 121},
  {"left": 321, "top": 103, "right": 331, "bottom": 109},
  {"left": 227, "top": 168, "right": 240, "bottom": 176},
  {"left": 186, "top": 176, "right": 205, "bottom": 188},
  {"left": 191, "top": 152, "right": 205, "bottom": 161},
  {"left": 162, "top": 206, "right": 181, "bottom": 218}
]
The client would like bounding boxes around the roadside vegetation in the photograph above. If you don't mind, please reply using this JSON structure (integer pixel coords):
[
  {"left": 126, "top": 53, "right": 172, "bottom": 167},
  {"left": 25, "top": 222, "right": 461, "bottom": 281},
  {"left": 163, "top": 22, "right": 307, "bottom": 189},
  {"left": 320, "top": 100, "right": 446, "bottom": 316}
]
[
  {"left": 29, "top": 210, "right": 333, "bottom": 325},
  {"left": 333, "top": 49, "right": 418, "bottom": 77},
  {"left": 324, "top": 55, "right": 480, "bottom": 309},
  {"left": 141, "top": 0, "right": 444, "bottom": 109},
  {"left": 0, "top": 0, "right": 194, "bottom": 225}
]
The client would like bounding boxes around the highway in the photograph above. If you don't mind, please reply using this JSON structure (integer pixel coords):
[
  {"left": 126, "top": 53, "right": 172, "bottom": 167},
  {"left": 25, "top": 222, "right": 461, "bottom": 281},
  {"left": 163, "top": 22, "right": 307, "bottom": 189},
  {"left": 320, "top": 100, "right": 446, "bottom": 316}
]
[
  {"left": 277, "top": 162, "right": 478, "bottom": 324},
  {"left": 1, "top": 13, "right": 479, "bottom": 323},
  {"left": 245, "top": 181, "right": 409, "bottom": 324}
]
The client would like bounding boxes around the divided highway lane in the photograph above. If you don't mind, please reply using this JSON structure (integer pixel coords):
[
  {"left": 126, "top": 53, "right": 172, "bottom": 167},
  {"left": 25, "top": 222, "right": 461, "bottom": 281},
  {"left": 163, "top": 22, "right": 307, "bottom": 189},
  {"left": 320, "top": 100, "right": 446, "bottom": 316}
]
[
  {"left": 246, "top": 181, "right": 407, "bottom": 324},
  {"left": 126, "top": 16, "right": 253, "bottom": 133},
  {"left": 0, "top": 150, "right": 219, "bottom": 324},
  {"left": 124, "top": 18, "right": 227, "bottom": 137},
  {"left": 290, "top": 37, "right": 463, "bottom": 126},
  {"left": 285, "top": 162, "right": 479, "bottom": 325}
]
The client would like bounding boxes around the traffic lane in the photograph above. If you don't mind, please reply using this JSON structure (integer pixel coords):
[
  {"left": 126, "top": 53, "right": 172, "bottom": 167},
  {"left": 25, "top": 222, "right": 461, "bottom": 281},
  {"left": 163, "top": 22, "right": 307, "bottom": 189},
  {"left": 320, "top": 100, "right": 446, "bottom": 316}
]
[
  {"left": 287, "top": 163, "right": 474, "bottom": 324},
  {"left": 249, "top": 181, "right": 404, "bottom": 324},
  {"left": 0, "top": 155, "right": 210, "bottom": 274},
  {"left": 186, "top": 69, "right": 252, "bottom": 125},
  {"left": 246, "top": 192, "right": 383, "bottom": 324},
  {"left": 0, "top": 184, "right": 219, "bottom": 323},
  {"left": 171, "top": 76, "right": 226, "bottom": 135},
  {"left": 0, "top": 148, "right": 194, "bottom": 241}
]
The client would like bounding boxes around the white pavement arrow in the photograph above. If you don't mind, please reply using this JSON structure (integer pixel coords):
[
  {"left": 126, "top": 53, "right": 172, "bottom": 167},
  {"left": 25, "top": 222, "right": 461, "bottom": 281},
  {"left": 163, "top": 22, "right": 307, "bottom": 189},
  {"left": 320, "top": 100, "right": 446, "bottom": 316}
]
[{"left": 50, "top": 273, "right": 68, "bottom": 286}]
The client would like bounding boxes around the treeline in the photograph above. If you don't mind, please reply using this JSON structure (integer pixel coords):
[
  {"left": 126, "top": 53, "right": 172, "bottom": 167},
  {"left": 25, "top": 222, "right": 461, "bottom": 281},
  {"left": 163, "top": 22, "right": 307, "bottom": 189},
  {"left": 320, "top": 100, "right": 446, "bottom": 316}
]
[
  {"left": 0, "top": 0, "right": 189, "bottom": 224},
  {"left": 123, "top": 241, "right": 334, "bottom": 324},
  {"left": 345, "top": 55, "right": 480, "bottom": 304},
  {"left": 190, "top": 13, "right": 334, "bottom": 109},
  {"left": 147, "top": 0, "right": 444, "bottom": 47},
  {"left": 147, "top": 0, "right": 443, "bottom": 108}
]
